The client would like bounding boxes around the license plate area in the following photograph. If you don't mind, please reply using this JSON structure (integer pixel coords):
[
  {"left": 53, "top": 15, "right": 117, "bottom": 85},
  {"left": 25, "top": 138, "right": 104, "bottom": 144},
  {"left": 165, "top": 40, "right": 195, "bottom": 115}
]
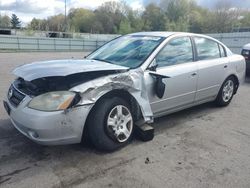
[{"left": 3, "top": 101, "right": 11, "bottom": 115}]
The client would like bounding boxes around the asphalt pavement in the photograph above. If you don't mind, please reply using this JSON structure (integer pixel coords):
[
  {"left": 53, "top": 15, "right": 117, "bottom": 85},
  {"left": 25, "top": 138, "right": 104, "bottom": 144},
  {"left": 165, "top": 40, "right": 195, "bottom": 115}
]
[{"left": 0, "top": 52, "right": 250, "bottom": 188}]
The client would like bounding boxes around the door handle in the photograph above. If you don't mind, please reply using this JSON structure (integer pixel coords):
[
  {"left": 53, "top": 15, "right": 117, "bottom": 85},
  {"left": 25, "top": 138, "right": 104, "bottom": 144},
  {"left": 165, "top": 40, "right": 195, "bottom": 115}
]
[{"left": 191, "top": 72, "right": 197, "bottom": 76}]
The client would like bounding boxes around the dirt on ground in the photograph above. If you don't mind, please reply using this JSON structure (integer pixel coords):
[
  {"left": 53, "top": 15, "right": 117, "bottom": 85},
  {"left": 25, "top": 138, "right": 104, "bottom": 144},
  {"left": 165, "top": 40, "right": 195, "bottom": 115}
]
[{"left": 0, "top": 52, "right": 250, "bottom": 188}]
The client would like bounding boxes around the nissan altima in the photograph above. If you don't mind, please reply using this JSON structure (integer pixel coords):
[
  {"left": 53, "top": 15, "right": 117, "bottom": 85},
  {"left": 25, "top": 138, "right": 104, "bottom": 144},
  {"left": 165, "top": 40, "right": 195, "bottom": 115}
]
[{"left": 3, "top": 32, "right": 246, "bottom": 151}]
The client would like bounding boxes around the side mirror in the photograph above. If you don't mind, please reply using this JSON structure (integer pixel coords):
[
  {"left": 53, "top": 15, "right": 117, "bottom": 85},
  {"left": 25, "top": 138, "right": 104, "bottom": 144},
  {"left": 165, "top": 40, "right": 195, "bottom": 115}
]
[
  {"left": 149, "top": 72, "right": 170, "bottom": 99},
  {"left": 155, "top": 77, "right": 165, "bottom": 99}
]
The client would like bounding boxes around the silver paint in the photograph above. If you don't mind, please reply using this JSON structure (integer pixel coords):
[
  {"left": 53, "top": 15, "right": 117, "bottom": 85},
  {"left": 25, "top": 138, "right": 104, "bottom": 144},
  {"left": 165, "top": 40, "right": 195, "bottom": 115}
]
[
  {"left": 13, "top": 59, "right": 128, "bottom": 81},
  {"left": 6, "top": 32, "right": 246, "bottom": 145}
]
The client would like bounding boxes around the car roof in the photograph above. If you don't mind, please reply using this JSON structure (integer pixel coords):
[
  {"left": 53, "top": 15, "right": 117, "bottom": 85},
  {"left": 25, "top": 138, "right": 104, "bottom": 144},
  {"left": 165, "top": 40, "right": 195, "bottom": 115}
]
[
  {"left": 129, "top": 31, "right": 177, "bottom": 38},
  {"left": 128, "top": 31, "right": 215, "bottom": 39},
  {"left": 243, "top": 43, "right": 250, "bottom": 50},
  {"left": 129, "top": 31, "right": 226, "bottom": 46}
]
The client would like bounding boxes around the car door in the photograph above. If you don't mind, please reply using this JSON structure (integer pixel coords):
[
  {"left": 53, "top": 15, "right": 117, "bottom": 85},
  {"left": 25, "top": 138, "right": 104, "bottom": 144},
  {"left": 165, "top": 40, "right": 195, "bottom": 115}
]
[
  {"left": 193, "top": 37, "right": 229, "bottom": 102},
  {"left": 144, "top": 36, "right": 198, "bottom": 116}
]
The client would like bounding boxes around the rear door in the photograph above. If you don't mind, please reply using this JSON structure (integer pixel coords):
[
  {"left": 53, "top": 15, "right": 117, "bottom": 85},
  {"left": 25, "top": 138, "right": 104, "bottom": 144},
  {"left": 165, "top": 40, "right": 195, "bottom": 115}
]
[{"left": 193, "top": 37, "right": 228, "bottom": 102}]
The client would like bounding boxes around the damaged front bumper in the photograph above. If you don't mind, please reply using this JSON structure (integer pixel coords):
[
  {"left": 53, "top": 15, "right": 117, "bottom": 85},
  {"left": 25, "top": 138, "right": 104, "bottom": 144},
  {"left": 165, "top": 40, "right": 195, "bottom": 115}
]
[
  {"left": 5, "top": 66, "right": 154, "bottom": 146},
  {"left": 4, "top": 95, "right": 92, "bottom": 145}
]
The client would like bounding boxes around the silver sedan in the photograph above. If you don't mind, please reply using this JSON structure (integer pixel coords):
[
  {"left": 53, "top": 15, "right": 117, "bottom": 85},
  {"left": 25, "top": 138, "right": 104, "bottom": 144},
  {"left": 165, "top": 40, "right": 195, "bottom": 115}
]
[{"left": 3, "top": 32, "right": 246, "bottom": 151}]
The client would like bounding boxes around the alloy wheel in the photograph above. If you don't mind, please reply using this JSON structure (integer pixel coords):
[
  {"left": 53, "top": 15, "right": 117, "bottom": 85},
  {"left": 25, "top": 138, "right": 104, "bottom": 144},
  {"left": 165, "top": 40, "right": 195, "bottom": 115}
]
[
  {"left": 107, "top": 105, "right": 133, "bottom": 143},
  {"left": 222, "top": 80, "right": 234, "bottom": 102}
]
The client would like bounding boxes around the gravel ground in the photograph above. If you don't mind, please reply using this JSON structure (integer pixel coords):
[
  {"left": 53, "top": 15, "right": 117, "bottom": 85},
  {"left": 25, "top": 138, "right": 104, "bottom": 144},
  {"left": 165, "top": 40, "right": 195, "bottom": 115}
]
[{"left": 0, "top": 52, "right": 250, "bottom": 188}]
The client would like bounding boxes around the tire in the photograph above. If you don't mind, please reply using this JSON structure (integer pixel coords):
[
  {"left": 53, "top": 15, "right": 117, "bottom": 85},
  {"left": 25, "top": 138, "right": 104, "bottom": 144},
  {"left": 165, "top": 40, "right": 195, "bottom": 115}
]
[
  {"left": 87, "top": 97, "right": 134, "bottom": 151},
  {"left": 215, "top": 76, "right": 236, "bottom": 106}
]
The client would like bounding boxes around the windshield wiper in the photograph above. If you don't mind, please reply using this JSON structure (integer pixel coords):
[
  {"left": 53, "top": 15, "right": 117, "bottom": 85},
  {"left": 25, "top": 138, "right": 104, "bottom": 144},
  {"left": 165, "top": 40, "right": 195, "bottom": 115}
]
[{"left": 91, "top": 58, "right": 130, "bottom": 70}]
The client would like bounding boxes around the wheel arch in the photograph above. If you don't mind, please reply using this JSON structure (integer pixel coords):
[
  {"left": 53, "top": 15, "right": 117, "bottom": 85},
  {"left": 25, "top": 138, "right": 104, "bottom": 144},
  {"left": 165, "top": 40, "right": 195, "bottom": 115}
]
[
  {"left": 81, "top": 89, "right": 143, "bottom": 142},
  {"left": 92, "top": 89, "right": 143, "bottom": 121},
  {"left": 226, "top": 74, "right": 239, "bottom": 94}
]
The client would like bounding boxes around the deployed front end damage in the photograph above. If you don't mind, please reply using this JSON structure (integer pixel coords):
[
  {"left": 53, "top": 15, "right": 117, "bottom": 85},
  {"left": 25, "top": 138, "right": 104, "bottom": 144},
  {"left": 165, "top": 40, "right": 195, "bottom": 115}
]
[
  {"left": 14, "top": 67, "right": 153, "bottom": 123},
  {"left": 5, "top": 59, "right": 153, "bottom": 145},
  {"left": 71, "top": 68, "right": 154, "bottom": 123}
]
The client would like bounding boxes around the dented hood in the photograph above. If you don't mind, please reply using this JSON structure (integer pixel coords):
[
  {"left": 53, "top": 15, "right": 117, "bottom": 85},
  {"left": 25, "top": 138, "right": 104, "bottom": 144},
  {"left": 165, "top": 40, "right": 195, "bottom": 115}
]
[{"left": 13, "top": 59, "right": 129, "bottom": 81}]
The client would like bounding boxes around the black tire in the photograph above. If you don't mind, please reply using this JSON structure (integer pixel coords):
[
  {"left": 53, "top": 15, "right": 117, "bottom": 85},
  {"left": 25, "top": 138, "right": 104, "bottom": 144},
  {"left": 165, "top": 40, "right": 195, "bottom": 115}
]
[
  {"left": 86, "top": 97, "right": 134, "bottom": 152},
  {"left": 215, "top": 76, "right": 236, "bottom": 106}
]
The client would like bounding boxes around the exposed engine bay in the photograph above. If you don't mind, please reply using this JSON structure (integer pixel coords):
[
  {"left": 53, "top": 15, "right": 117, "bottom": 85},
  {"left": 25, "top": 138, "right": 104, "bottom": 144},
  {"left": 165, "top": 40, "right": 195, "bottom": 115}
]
[{"left": 14, "top": 70, "right": 125, "bottom": 96}]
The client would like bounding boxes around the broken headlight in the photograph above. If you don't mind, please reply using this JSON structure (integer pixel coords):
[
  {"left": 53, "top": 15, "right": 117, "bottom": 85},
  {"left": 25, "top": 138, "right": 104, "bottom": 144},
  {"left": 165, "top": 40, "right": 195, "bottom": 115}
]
[{"left": 28, "top": 91, "right": 78, "bottom": 111}]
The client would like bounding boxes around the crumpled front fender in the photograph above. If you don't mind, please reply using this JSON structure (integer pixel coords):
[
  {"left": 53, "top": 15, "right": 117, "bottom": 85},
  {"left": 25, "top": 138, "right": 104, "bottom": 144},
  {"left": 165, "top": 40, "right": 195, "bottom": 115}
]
[{"left": 70, "top": 68, "right": 153, "bottom": 123}]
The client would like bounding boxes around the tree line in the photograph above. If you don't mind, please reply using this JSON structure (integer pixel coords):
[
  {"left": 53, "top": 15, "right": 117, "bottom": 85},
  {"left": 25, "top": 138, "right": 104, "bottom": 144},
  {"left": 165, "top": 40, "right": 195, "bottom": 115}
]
[
  {"left": 1, "top": 0, "right": 250, "bottom": 34},
  {"left": 0, "top": 14, "right": 21, "bottom": 29}
]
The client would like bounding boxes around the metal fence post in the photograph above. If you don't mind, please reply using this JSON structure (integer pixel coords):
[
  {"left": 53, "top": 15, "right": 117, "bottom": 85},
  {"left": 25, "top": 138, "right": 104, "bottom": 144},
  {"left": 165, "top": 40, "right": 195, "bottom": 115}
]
[
  {"left": 17, "top": 37, "right": 20, "bottom": 50},
  {"left": 54, "top": 39, "right": 56, "bottom": 51},
  {"left": 69, "top": 39, "right": 71, "bottom": 51},
  {"left": 37, "top": 38, "right": 40, "bottom": 51}
]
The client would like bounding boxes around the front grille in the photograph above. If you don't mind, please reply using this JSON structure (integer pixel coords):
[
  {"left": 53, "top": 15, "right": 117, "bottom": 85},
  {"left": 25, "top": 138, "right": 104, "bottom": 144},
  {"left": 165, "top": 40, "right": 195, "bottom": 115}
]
[{"left": 8, "top": 85, "right": 26, "bottom": 107}]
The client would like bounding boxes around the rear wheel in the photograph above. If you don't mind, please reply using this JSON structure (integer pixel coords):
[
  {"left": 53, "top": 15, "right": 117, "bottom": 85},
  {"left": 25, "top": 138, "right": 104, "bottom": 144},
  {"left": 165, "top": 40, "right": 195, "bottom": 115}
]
[
  {"left": 87, "top": 97, "right": 134, "bottom": 151},
  {"left": 215, "top": 76, "right": 235, "bottom": 106}
]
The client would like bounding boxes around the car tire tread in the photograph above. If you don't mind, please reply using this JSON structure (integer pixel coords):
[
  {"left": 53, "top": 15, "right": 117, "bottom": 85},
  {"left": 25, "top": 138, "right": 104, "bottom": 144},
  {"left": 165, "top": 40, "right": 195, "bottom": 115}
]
[{"left": 86, "top": 97, "right": 133, "bottom": 152}]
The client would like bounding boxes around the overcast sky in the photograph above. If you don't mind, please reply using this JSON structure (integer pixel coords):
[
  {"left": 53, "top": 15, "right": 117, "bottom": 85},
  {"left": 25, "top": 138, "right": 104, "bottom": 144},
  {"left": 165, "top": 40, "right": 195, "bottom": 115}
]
[{"left": 1, "top": 0, "right": 250, "bottom": 24}]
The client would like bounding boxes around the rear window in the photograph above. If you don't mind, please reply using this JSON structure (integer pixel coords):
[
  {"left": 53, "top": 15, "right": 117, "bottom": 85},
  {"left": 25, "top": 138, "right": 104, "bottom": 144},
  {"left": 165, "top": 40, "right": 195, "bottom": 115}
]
[{"left": 194, "top": 37, "right": 220, "bottom": 61}]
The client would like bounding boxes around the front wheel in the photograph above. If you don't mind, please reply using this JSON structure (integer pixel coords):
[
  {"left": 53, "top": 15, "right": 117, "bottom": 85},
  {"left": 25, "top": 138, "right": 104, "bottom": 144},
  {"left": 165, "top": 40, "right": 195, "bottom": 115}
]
[
  {"left": 215, "top": 76, "right": 236, "bottom": 106},
  {"left": 87, "top": 97, "right": 134, "bottom": 151}
]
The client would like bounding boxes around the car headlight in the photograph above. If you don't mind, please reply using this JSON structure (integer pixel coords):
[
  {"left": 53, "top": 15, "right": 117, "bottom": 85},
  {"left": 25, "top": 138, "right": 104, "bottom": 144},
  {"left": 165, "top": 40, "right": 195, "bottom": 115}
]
[{"left": 28, "top": 91, "right": 77, "bottom": 111}]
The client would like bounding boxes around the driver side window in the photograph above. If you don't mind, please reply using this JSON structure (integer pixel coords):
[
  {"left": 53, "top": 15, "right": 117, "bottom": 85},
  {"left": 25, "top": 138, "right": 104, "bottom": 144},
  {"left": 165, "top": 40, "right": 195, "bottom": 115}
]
[{"left": 155, "top": 37, "right": 193, "bottom": 67}]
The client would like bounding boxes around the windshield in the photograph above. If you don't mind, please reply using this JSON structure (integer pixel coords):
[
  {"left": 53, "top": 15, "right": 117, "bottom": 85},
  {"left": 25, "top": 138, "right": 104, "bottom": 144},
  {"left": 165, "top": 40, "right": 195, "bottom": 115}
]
[{"left": 87, "top": 35, "right": 165, "bottom": 68}]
